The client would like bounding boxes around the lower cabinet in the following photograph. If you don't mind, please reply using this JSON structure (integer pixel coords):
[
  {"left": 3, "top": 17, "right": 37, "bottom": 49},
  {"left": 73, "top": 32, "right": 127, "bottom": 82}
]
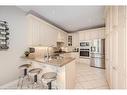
[
  {"left": 65, "top": 60, "right": 76, "bottom": 89},
  {"left": 56, "top": 60, "right": 76, "bottom": 89}
]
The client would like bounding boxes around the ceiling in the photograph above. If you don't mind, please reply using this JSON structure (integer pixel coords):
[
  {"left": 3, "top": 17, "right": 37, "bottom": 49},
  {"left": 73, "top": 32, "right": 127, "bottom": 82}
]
[{"left": 18, "top": 6, "right": 105, "bottom": 32}]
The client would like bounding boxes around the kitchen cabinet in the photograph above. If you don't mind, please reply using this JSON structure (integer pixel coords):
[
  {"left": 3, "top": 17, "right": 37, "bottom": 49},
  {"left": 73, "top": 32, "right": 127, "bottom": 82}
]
[
  {"left": 27, "top": 14, "right": 67, "bottom": 47},
  {"left": 27, "top": 15, "right": 40, "bottom": 46},
  {"left": 105, "top": 6, "right": 127, "bottom": 89},
  {"left": 105, "top": 7, "right": 110, "bottom": 37},
  {"left": 59, "top": 31, "right": 68, "bottom": 46},
  {"left": 56, "top": 29, "right": 68, "bottom": 46},
  {"left": 39, "top": 21, "right": 58, "bottom": 47},
  {"left": 79, "top": 31, "right": 85, "bottom": 41},
  {"left": 73, "top": 32, "right": 79, "bottom": 47},
  {"left": 67, "top": 32, "right": 79, "bottom": 47},
  {"left": 79, "top": 27, "right": 105, "bottom": 41}
]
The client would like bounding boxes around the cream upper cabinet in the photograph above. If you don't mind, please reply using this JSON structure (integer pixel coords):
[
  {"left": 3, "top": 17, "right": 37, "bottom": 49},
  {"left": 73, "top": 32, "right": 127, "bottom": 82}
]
[
  {"left": 40, "top": 23, "right": 58, "bottom": 46},
  {"left": 79, "top": 31, "right": 85, "bottom": 41},
  {"left": 112, "top": 7, "right": 118, "bottom": 27},
  {"left": 57, "top": 30, "right": 67, "bottom": 46},
  {"left": 73, "top": 32, "right": 79, "bottom": 47},
  {"left": 105, "top": 7, "right": 110, "bottom": 36},
  {"left": 78, "top": 27, "right": 105, "bottom": 41},
  {"left": 27, "top": 14, "right": 67, "bottom": 47},
  {"left": 57, "top": 31, "right": 63, "bottom": 42},
  {"left": 98, "top": 28, "right": 105, "bottom": 39},
  {"left": 62, "top": 31, "right": 68, "bottom": 46},
  {"left": 27, "top": 15, "right": 41, "bottom": 46},
  {"left": 67, "top": 32, "right": 79, "bottom": 47}
]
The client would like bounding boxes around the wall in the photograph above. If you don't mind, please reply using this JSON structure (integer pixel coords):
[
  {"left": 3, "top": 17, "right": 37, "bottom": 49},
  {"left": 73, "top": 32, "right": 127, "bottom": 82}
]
[{"left": 0, "top": 6, "right": 28, "bottom": 85}]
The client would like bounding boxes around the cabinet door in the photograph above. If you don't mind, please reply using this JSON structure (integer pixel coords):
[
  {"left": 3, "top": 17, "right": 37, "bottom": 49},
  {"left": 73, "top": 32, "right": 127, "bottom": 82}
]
[
  {"left": 73, "top": 32, "right": 79, "bottom": 47},
  {"left": 65, "top": 60, "right": 76, "bottom": 89},
  {"left": 57, "top": 30, "right": 65, "bottom": 43},
  {"left": 84, "top": 31, "right": 90, "bottom": 40},
  {"left": 117, "top": 6, "right": 126, "bottom": 88},
  {"left": 45, "top": 26, "right": 57, "bottom": 46},
  {"left": 62, "top": 32, "right": 67, "bottom": 46},
  {"left": 27, "top": 16, "right": 41, "bottom": 46},
  {"left": 91, "top": 30, "right": 99, "bottom": 39},
  {"left": 110, "top": 30, "right": 118, "bottom": 89},
  {"left": 112, "top": 6, "right": 118, "bottom": 27},
  {"left": 105, "top": 35, "right": 111, "bottom": 86},
  {"left": 105, "top": 7, "right": 110, "bottom": 36},
  {"left": 40, "top": 22, "right": 58, "bottom": 46},
  {"left": 79, "top": 32, "right": 85, "bottom": 41},
  {"left": 27, "top": 14, "right": 61, "bottom": 47},
  {"left": 98, "top": 28, "right": 105, "bottom": 39},
  {"left": 105, "top": 6, "right": 127, "bottom": 89}
]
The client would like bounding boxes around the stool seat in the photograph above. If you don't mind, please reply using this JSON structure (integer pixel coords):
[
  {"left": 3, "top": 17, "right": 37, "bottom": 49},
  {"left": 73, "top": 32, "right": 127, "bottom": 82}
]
[
  {"left": 28, "top": 68, "right": 43, "bottom": 89},
  {"left": 29, "top": 68, "right": 42, "bottom": 74},
  {"left": 19, "top": 64, "right": 31, "bottom": 69},
  {"left": 41, "top": 72, "right": 57, "bottom": 89},
  {"left": 42, "top": 72, "right": 57, "bottom": 79}
]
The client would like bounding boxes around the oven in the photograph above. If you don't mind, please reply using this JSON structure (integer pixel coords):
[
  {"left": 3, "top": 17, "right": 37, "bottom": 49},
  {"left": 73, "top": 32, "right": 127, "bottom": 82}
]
[
  {"left": 80, "top": 41, "right": 90, "bottom": 58},
  {"left": 80, "top": 48, "right": 90, "bottom": 58}
]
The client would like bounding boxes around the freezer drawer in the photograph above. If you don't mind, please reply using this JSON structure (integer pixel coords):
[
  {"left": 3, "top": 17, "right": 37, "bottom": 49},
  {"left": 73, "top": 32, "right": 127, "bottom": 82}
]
[{"left": 90, "top": 58, "right": 105, "bottom": 69}]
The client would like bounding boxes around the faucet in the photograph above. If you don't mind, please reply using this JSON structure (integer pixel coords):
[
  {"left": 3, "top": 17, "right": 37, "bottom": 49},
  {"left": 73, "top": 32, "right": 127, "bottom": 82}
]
[{"left": 45, "top": 45, "right": 54, "bottom": 62}]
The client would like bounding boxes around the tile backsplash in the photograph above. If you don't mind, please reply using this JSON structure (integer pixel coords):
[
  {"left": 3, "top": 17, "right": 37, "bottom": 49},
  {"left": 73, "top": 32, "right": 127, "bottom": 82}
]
[{"left": 30, "top": 47, "right": 54, "bottom": 58}]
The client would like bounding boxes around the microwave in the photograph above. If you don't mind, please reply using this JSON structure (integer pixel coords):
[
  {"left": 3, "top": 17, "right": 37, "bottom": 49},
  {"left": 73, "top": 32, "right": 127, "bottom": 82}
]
[{"left": 80, "top": 42, "right": 90, "bottom": 47}]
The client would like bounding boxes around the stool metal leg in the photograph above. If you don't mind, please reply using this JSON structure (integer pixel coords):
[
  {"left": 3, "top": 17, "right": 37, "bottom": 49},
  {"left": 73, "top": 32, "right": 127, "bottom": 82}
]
[
  {"left": 17, "top": 76, "right": 22, "bottom": 88},
  {"left": 31, "top": 75, "right": 40, "bottom": 89},
  {"left": 17, "top": 75, "right": 31, "bottom": 89},
  {"left": 21, "top": 76, "right": 25, "bottom": 89},
  {"left": 47, "top": 82, "right": 52, "bottom": 89}
]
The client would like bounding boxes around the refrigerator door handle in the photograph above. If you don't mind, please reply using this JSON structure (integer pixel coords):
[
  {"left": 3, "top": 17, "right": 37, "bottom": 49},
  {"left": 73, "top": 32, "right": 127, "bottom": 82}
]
[
  {"left": 94, "top": 47, "right": 96, "bottom": 52},
  {"left": 91, "top": 47, "right": 95, "bottom": 52},
  {"left": 91, "top": 47, "right": 92, "bottom": 52}
]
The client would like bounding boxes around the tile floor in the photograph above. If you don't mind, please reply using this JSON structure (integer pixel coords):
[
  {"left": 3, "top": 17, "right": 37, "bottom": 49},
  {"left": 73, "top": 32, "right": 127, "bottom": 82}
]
[{"left": 75, "top": 62, "right": 109, "bottom": 89}]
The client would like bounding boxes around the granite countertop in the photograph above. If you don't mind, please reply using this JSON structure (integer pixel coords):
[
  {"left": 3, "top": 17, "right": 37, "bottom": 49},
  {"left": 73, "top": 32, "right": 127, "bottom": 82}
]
[{"left": 21, "top": 56, "right": 75, "bottom": 67}]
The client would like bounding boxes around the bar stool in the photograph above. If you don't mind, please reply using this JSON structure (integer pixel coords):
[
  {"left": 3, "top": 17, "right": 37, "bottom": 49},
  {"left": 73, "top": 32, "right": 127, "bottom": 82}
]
[
  {"left": 41, "top": 72, "right": 57, "bottom": 89},
  {"left": 28, "top": 68, "right": 42, "bottom": 89},
  {"left": 17, "top": 64, "right": 31, "bottom": 88}
]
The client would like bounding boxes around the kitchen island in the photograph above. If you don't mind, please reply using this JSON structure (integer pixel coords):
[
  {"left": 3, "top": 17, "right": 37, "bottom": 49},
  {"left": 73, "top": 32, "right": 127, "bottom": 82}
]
[{"left": 21, "top": 56, "right": 76, "bottom": 89}]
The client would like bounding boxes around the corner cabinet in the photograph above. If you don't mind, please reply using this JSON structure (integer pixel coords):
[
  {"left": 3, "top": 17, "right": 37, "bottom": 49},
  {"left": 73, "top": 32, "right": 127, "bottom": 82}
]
[{"left": 27, "top": 14, "right": 67, "bottom": 47}]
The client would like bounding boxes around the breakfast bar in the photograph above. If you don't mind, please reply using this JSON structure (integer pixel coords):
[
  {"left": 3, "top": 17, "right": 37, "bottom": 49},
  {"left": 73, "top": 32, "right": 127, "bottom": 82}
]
[{"left": 21, "top": 56, "right": 76, "bottom": 89}]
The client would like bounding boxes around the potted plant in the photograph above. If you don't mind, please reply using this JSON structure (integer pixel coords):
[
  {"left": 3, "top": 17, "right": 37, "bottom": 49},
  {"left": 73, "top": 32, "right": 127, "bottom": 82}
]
[{"left": 24, "top": 51, "right": 30, "bottom": 57}]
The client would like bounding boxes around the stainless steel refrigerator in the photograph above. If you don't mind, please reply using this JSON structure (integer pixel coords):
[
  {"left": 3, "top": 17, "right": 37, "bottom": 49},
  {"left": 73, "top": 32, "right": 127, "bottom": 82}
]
[{"left": 90, "top": 39, "right": 105, "bottom": 69}]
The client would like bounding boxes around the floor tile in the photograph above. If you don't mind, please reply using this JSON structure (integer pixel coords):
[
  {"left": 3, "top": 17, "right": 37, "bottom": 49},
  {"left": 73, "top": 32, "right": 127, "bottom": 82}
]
[{"left": 75, "top": 62, "right": 109, "bottom": 89}]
